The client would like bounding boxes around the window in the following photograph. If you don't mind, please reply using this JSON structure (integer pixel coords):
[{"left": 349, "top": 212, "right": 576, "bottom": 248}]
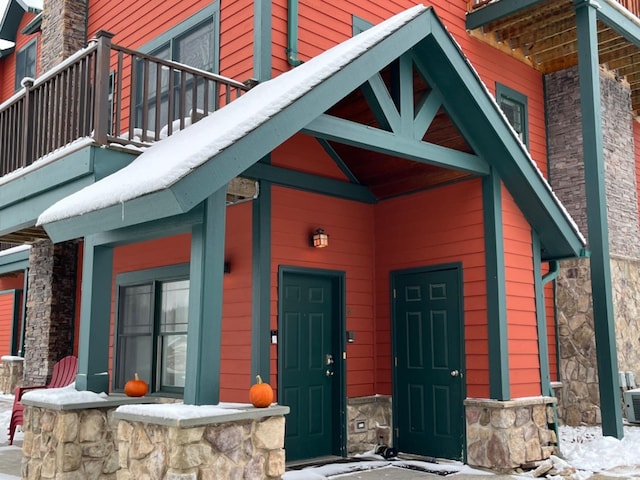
[
  {"left": 15, "top": 39, "right": 37, "bottom": 91},
  {"left": 136, "top": 5, "right": 219, "bottom": 129},
  {"left": 115, "top": 265, "right": 189, "bottom": 395},
  {"left": 496, "top": 83, "right": 529, "bottom": 148}
]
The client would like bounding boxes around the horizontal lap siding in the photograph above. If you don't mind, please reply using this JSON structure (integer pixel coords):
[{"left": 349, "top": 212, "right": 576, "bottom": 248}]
[
  {"left": 374, "top": 179, "right": 489, "bottom": 398},
  {"left": 0, "top": 274, "right": 24, "bottom": 291},
  {"left": 109, "top": 204, "right": 252, "bottom": 400},
  {"left": 220, "top": 0, "right": 254, "bottom": 80},
  {"left": 502, "top": 188, "right": 541, "bottom": 397},
  {"left": 0, "top": 14, "right": 41, "bottom": 102},
  {"left": 271, "top": 185, "right": 375, "bottom": 399},
  {"left": 0, "top": 292, "right": 16, "bottom": 357}
]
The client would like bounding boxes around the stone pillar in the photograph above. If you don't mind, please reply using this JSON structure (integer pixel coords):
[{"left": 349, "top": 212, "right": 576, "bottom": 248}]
[
  {"left": 0, "top": 356, "right": 23, "bottom": 394},
  {"left": 40, "top": 0, "right": 87, "bottom": 72},
  {"left": 346, "top": 395, "right": 392, "bottom": 455},
  {"left": 545, "top": 65, "right": 640, "bottom": 424},
  {"left": 23, "top": 239, "right": 77, "bottom": 385},
  {"left": 465, "top": 397, "right": 559, "bottom": 473}
]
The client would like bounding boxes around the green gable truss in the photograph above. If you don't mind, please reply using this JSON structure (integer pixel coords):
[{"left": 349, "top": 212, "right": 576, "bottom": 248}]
[{"left": 39, "top": 6, "right": 584, "bottom": 261}]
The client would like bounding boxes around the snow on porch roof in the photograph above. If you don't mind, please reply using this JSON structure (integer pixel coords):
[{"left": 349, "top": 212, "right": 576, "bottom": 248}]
[{"left": 38, "top": 4, "right": 585, "bottom": 260}]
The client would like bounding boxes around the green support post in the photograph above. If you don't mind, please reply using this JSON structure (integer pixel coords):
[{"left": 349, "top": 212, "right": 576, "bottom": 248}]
[
  {"left": 76, "top": 237, "right": 113, "bottom": 393},
  {"left": 532, "top": 232, "right": 552, "bottom": 396},
  {"left": 483, "top": 169, "right": 510, "bottom": 400},
  {"left": 574, "top": 0, "right": 623, "bottom": 438},
  {"left": 184, "top": 188, "right": 227, "bottom": 405}
]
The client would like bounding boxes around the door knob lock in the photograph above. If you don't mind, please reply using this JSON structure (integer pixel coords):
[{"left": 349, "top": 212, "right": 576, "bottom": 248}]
[
  {"left": 326, "top": 369, "right": 334, "bottom": 377},
  {"left": 450, "top": 370, "right": 460, "bottom": 377}
]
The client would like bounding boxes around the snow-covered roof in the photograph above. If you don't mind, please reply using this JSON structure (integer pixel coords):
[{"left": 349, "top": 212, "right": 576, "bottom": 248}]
[
  {"left": 37, "top": 5, "right": 427, "bottom": 225},
  {"left": 0, "top": 38, "right": 13, "bottom": 50}
]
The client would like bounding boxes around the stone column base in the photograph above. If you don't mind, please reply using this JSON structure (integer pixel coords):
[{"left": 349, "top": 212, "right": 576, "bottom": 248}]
[
  {"left": 0, "top": 356, "right": 23, "bottom": 394},
  {"left": 347, "top": 395, "right": 392, "bottom": 455},
  {"left": 465, "top": 397, "right": 559, "bottom": 472}
]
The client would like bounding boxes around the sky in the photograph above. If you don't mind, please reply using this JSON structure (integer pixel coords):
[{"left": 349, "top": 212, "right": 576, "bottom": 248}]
[{"left": 1, "top": 388, "right": 639, "bottom": 480}]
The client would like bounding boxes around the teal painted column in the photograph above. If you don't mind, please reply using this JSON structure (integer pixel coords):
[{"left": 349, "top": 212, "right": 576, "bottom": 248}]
[
  {"left": 76, "top": 237, "right": 113, "bottom": 393},
  {"left": 254, "top": 0, "right": 272, "bottom": 81},
  {"left": 252, "top": 175, "right": 271, "bottom": 383},
  {"left": 574, "top": 0, "right": 623, "bottom": 438},
  {"left": 482, "top": 169, "right": 510, "bottom": 400},
  {"left": 184, "top": 188, "right": 227, "bottom": 405},
  {"left": 532, "top": 232, "right": 551, "bottom": 396}
]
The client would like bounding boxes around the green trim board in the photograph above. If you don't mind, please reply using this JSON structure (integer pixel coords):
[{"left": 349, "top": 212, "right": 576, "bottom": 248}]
[
  {"left": 21, "top": 11, "right": 41, "bottom": 35},
  {"left": 0, "top": 0, "right": 29, "bottom": 42},
  {"left": 532, "top": 231, "right": 551, "bottom": 396},
  {"left": 0, "top": 247, "right": 29, "bottom": 275},
  {"left": 253, "top": 0, "right": 272, "bottom": 81},
  {"left": 482, "top": 170, "right": 510, "bottom": 401},
  {"left": 574, "top": 0, "right": 623, "bottom": 439},
  {"left": 41, "top": 7, "right": 584, "bottom": 263},
  {"left": 465, "top": 0, "right": 546, "bottom": 31}
]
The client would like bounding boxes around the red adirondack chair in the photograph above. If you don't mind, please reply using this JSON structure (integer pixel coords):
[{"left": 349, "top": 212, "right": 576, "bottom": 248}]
[{"left": 8, "top": 355, "right": 78, "bottom": 445}]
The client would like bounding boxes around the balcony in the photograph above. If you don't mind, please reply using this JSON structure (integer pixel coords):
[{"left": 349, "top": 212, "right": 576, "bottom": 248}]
[
  {"left": 466, "top": 0, "right": 640, "bottom": 114},
  {"left": 0, "top": 30, "right": 250, "bottom": 179}
]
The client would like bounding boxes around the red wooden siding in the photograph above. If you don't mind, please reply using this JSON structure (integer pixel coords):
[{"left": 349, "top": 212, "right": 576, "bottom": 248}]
[
  {"left": 271, "top": 186, "right": 375, "bottom": 399},
  {"left": 0, "top": 291, "right": 17, "bottom": 357},
  {"left": 273, "top": 133, "right": 349, "bottom": 180},
  {"left": 374, "top": 179, "right": 489, "bottom": 398},
  {"left": 0, "top": 13, "right": 41, "bottom": 103},
  {"left": 220, "top": 0, "right": 254, "bottom": 81},
  {"left": 0, "top": 274, "right": 24, "bottom": 291}
]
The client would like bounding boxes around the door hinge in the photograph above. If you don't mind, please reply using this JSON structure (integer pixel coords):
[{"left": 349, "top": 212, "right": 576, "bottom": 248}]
[
  {"left": 393, "top": 288, "right": 397, "bottom": 299},
  {"left": 395, "top": 427, "right": 400, "bottom": 437},
  {"left": 394, "top": 357, "right": 398, "bottom": 367}
]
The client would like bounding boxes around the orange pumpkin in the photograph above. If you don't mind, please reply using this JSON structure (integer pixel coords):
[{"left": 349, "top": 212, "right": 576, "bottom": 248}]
[
  {"left": 249, "top": 374, "right": 273, "bottom": 408},
  {"left": 124, "top": 373, "right": 148, "bottom": 397}
]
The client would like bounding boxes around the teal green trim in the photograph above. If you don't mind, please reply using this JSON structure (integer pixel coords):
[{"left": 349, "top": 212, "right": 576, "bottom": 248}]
[
  {"left": 19, "top": 267, "right": 27, "bottom": 356},
  {"left": 286, "top": 0, "right": 303, "bottom": 66},
  {"left": 251, "top": 169, "right": 271, "bottom": 385},
  {"left": 16, "top": 0, "right": 41, "bottom": 14},
  {"left": 0, "top": 248, "right": 29, "bottom": 275},
  {"left": 278, "top": 266, "right": 347, "bottom": 456},
  {"left": 574, "top": 0, "right": 623, "bottom": 438},
  {"left": 244, "top": 162, "right": 377, "bottom": 203},
  {"left": 496, "top": 82, "right": 529, "bottom": 149},
  {"left": 304, "top": 114, "right": 489, "bottom": 175},
  {"left": 21, "top": 12, "right": 41, "bottom": 35},
  {"left": 542, "top": 260, "right": 559, "bottom": 284},
  {"left": 184, "top": 190, "right": 226, "bottom": 404},
  {"left": 0, "top": 0, "right": 28, "bottom": 41},
  {"left": 76, "top": 237, "right": 113, "bottom": 393},
  {"left": 466, "top": 0, "right": 542, "bottom": 30},
  {"left": 6, "top": 289, "right": 22, "bottom": 356},
  {"left": 0, "top": 46, "right": 15, "bottom": 58},
  {"left": 532, "top": 232, "right": 551, "bottom": 396},
  {"left": 138, "top": 3, "right": 220, "bottom": 73},
  {"left": 360, "top": 72, "right": 401, "bottom": 133},
  {"left": 316, "top": 139, "right": 360, "bottom": 184},
  {"left": 584, "top": 0, "right": 640, "bottom": 48},
  {"left": 352, "top": 15, "right": 372, "bottom": 35},
  {"left": 414, "top": 88, "right": 443, "bottom": 140},
  {"left": 482, "top": 170, "right": 510, "bottom": 401},
  {"left": 116, "top": 264, "right": 189, "bottom": 286},
  {"left": 253, "top": 0, "right": 272, "bottom": 81}
]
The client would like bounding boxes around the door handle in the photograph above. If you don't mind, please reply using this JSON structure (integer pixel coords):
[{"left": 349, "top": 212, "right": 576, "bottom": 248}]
[
  {"left": 326, "top": 369, "right": 334, "bottom": 377},
  {"left": 450, "top": 370, "right": 460, "bottom": 377}
]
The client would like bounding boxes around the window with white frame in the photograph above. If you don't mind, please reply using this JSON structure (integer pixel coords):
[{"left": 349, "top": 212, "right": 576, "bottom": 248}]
[
  {"left": 115, "top": 265, "right": 189, "bottom": 395},
  {"left": 15, "top": 39, "right": 36, "bottom": 91}
]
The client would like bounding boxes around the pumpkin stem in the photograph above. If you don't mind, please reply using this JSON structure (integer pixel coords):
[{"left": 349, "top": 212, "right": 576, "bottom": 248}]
[
  {"left": 256, "top": 374, "right": 263, "bottom": 384},
  {"left": 134, "top": 373, "right": 139, "bottom": 381}
]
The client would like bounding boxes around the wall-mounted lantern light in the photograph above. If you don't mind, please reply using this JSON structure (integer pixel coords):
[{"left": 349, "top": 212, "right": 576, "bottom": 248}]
[{"left": 311, "top": 228, "right": 329, "bottom": 248}]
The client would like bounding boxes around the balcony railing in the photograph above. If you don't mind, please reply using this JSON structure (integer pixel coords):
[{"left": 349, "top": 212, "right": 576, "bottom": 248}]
[
  {"left": 468, "top": 0, "right": 640, "bottom": 17},
  {"left": 0, "top": 30, "right": 250, "bottom": 178}
]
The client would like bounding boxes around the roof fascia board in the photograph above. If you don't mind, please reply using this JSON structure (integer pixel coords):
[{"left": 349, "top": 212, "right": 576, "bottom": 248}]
[
  {"left": 419, "top": 15, "right": 584, "bottom": 259},
  {"left": 168, "top": 10, "right": 434, "bottom": 212},
  {"left": 0, "top": 1, "right": 26, "bottom": 41},
  {"left": 0, "top": 248, "right": 29, "bottom": 275},
  {"left": 304, "top": 114, "right": 489, "bottom": 175},
  {"left": 465, "top": 0, "right": 545, "bottom": 30},
  {"left": 242, "top": 162, "right": 377, "bottom": 202}
]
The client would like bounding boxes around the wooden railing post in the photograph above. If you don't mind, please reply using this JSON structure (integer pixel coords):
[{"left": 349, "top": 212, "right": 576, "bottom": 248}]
[
  {"left": 21, "top": 78, "right": 35, "bottom": 168},
  {"left": 93, "top": 30, "right": 115, "bottom": 145}
]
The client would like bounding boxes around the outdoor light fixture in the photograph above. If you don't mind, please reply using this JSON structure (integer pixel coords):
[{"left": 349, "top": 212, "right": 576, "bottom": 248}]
[{"left": 311, "top": 228, "right": 329, "bottom": 248}]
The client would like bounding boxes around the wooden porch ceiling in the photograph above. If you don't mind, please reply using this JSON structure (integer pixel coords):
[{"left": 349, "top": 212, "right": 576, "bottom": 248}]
[
  {"left": 467, "top": 0, "right": 640, "bottom": 115},
  {"left": 0, "top": 226, "right": 48, "bottom": 244}
]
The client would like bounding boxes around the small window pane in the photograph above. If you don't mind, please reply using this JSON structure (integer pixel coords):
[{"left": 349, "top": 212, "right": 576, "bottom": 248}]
[
  {"left": 176, "top": 21, "right": 214, "bottom": 72},
  {"left": 116, "top": 335, "right": 153, "bottom": 390},
  {"left": 160, "top": 280, "right": 189, "bottom": 333},
  {"left": 500, "top": 97, "right": 523, "bottom": 139},
  {"left": 161, "top": 334, "right": 187, "bottom": 387},
  {"left": 15, "top": 41, "right": 37, "bottom": 91},
  {"left": 120, "top": 284, "right": 153, "bottom": 335}
]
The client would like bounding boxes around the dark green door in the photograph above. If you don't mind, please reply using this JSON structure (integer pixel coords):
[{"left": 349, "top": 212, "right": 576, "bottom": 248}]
[
  {"left": 280, "top": 272, "right": 339, "bottom": 461},
  {"left": 393, "top": 266, "right": 464, "bottom": 460}
]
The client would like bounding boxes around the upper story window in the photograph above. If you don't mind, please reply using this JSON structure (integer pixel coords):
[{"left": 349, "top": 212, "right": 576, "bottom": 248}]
[
  {"left": 136, "top": 5, "right": 219, "bottom": 130},
  {"left": 496, "top": 83, "right": 529, "bottom": 148},
  {"left": 115, "top": 265, "right": 190, "bottom": 396},
  {"left": 15, "top": 39, "right": 36, "bottom": 92}
]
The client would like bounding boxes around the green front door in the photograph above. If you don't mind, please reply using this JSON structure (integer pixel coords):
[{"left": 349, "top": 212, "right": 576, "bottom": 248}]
[
  {"left": 393, "top": 266, "right": 464, "bottom": 460},
  {"left": 280, "top": 271, "right": 341, "bottom": 461}
]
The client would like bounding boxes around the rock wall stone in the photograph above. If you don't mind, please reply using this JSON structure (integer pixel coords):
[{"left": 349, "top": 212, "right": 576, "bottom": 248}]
[
  {"left": 40, "top": 0, "right": 87, "bottom": 72},
  {"left": 23, "top": 239, "right": 77, "bottom": 386},
  {"left": 346, "top": 395, "right": 392, "bottom": 455},
  {"left": 0, "top": 357, "right": 23, "bottom": 394},
  {"left": 465, "top": 397, "right": 558, "bottom": 473}
]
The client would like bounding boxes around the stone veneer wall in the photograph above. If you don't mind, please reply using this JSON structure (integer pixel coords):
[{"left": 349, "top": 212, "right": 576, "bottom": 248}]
[
  {"left": 40, "top": 0, "right": 87, "bottom": 72},
  {"left": 0, "top": 357, "right": 23, "bottom": 394},
  {"left": 23, "top": 240, "right": 77, "bottom": 386},
  {"left": 465, "top": 397, "right": 558, "bottom": 473},
  {"left": 346, "top": 395, "right": 392, "bottom": 455},
  {"left": 21, "top": 399, "right": 289, "bottom": 480}
]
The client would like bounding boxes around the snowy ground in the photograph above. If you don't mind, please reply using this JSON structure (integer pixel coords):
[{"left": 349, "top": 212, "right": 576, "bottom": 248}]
[{"left": 1, "top": 393, "right": 639, "bottom": 479}]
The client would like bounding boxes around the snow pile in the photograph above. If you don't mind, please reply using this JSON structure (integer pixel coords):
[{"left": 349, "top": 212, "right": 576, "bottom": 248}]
[
  {"left": 21, "top": 383, "right": 108, "bottom": 405},
  {"left": 116, "top": 402, "right": 243, "bottom": 420}
]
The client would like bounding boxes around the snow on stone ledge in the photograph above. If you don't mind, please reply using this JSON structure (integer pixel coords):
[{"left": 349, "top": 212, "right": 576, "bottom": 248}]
[
  {"left": 0, "top": 355, "right": 23, "bottom": 362},
  {"left": 21, "top": 383, "right": 108, "bottom": 405}
]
